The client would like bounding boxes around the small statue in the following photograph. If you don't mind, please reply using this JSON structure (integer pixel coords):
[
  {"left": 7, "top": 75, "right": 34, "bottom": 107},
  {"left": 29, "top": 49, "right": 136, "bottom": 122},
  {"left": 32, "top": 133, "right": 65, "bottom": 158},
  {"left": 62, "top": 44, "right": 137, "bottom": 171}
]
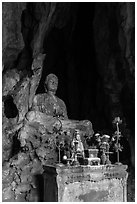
[
  {"left": 100, "top": 134, "right": 111, "bottom": 165},
  {"left": 95, "top": 133, "right": 111, "bottom": 165},
  {"left": 31, "top": 73, "right": 68, "bottom": 119},
  {"left": 70, "top": 130, "right": 85, "bottom": 165},
  {"left": 74, "top": 130, "right": 84, "bottom": 157}
]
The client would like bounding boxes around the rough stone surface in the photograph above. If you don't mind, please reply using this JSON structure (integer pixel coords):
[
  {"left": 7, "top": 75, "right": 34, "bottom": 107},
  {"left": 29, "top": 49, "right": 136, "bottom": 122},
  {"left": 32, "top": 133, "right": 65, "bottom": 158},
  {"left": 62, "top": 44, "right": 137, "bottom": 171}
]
[
  {"left": 2, "top": 153, "right": 43, "bottom": 202},
  {"left": 2, "top": 54, "right": 46, "bottom": 201},
  {"left": 2, "top": 2, "right": 26, "bottom": 70}
]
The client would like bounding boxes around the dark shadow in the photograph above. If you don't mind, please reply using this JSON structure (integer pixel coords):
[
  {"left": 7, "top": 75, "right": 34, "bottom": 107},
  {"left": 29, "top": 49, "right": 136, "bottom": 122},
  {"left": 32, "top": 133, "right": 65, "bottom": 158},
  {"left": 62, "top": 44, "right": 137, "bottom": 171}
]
[
  {"left": 4, "top": 95, "right": 18, "bottom": 118},
  {"left": 34, "top": 174, "right": 44, "bottom": 202},
  {"left": 33, "top": 167, "right": 58, "bottom": 202},
  {"left": 10, "top": 133, "right": 21, "bottom": 157},
  {"left": 43, "top": 166, "right": 58, "bottom": 202}
]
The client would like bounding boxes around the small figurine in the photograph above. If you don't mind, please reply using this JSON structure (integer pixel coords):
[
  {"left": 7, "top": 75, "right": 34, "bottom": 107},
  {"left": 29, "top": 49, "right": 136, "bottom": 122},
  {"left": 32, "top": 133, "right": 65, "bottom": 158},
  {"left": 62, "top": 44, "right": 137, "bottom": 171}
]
[
  {"left": 70, "top": 130, "right": 85, "bottom": 165},
  {"left": 94, "top": 133, "right": 111, "bottom": 165}
]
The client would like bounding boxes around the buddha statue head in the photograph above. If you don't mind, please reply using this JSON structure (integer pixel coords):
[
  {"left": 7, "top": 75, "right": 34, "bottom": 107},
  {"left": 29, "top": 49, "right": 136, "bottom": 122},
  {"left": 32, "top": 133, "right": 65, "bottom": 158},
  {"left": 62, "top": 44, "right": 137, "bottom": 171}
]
[{"left": 44, "top": 73, "right": 58, "bottom": 94}]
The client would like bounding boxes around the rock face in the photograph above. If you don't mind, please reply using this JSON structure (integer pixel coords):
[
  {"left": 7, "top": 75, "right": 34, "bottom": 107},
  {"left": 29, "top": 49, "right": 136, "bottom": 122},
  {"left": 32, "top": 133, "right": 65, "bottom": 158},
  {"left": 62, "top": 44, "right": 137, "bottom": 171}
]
[
  {"left": 2, "top": 152, "right": 43, "bottom": 202},
  {"left": 93, "top": 2, "right": 134, "bottom": 120},
  {"left": 2, "top": 54, "right": 46, "bottom": 201},
  {"left": 2, "top": 2, "right": 26, "bottom": 71}
]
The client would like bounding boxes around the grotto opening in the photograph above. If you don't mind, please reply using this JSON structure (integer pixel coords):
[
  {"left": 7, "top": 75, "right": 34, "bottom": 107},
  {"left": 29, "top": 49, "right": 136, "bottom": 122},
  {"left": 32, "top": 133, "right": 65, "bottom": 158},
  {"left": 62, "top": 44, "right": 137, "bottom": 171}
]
[{"left": 2, "top": 2, "right": 135, "bottom": 202}]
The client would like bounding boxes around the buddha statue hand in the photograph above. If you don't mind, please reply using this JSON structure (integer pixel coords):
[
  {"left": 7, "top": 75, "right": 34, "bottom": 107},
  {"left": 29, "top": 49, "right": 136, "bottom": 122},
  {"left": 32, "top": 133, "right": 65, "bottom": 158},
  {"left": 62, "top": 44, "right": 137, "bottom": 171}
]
[
  {"left": 47, "top": 118, "right": 62, "bottom": 134},
  {"left": 53, "top": 118, "right": 62, "bottom": 133}
]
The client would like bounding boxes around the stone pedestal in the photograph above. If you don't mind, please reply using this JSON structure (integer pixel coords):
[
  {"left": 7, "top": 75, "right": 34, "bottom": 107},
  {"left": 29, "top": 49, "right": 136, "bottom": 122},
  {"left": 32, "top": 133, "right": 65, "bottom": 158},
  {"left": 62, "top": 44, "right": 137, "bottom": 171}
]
[{"left": 56, "top": 164, "right": 128, "bottom": 202}]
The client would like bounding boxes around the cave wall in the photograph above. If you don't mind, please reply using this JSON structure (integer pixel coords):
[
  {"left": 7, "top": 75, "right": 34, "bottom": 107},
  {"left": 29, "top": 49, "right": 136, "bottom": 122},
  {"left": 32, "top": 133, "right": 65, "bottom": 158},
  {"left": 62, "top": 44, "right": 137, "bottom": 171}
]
[
  {"left": 2, "top": 2, "right": 26, "bottom": 71},
  {"left": 93, "top": 2, "right": 135, "bottom": 126},
  {"left": 93, "top": 2, "right": 135, "bottom": 165}
]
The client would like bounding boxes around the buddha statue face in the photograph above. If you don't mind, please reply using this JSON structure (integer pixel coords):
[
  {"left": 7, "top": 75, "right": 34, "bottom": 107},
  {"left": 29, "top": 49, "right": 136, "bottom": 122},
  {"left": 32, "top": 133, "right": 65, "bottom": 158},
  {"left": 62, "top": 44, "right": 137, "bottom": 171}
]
[{"left": 45, "top": 74, "right": 58, "bottom": 93}]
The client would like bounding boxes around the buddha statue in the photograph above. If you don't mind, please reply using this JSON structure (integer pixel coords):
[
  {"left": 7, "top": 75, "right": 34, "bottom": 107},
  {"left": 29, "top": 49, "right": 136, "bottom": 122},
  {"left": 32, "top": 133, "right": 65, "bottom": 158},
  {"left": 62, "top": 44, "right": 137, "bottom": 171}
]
[{"left": 31, "top": 73, "right": 68, "bottom": 119}]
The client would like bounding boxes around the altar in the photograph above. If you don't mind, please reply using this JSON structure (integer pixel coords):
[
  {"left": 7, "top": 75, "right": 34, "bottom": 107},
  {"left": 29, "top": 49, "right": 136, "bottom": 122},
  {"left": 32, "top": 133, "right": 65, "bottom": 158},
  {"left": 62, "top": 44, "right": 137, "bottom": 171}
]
[{"left": 56, "top": 164, "right": 128, "bottom": 202}]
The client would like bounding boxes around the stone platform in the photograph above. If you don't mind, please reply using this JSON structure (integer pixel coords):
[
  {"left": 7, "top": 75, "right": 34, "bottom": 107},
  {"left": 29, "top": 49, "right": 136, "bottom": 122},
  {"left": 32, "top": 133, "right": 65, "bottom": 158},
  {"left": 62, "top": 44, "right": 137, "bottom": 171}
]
[{"left": 56, "top": 164, "right": 128, "bottom": 202}]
